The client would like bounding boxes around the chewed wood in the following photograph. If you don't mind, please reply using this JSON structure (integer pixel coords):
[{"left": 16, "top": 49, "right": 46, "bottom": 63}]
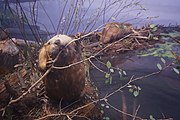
[{"left": 100, "top": 22, "right": 133, "bottom": 44}]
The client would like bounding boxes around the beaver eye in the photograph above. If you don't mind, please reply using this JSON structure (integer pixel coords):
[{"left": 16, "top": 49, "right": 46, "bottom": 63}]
[{"left": 54, "top": 40, "right": 61, "bottom": 45}]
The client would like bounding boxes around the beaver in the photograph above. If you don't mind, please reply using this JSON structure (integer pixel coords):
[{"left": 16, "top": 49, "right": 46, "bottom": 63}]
[
  {"left": 38, "top": 34, "right": 85, "bottom": 102},
  {"left": 100, "top": 22, "right": 133, "bottom": 44}
]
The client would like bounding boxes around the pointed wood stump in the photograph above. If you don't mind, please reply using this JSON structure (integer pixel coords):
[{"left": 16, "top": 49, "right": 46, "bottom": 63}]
[{"left": 0, "top": 39, "right": 19, "bottom": 76}]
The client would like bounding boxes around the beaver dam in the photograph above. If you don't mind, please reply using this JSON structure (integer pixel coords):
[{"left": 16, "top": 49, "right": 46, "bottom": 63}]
[{"left": 0, "top": 23, "right": 180, "bottom": 120}]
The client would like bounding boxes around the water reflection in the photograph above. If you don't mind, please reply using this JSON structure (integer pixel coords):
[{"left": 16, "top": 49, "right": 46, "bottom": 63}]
[{"left": 90, "top": 52, "right": 180, "bottom": 119}]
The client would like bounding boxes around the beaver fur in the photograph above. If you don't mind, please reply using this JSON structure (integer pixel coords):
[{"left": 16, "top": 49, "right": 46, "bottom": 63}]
[
  {"left": 100, "top": 22, "right": 133, "bottom": 44},
  {"left": 38, "top": 34, "right": 85, "bottom": 102}
]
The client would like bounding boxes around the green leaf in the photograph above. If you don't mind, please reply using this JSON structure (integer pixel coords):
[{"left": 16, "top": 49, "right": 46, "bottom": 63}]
[
  {"left": 104, "top": 98, "right": 108, "bottom": 102},
  {"left": 101, "top": 104, "right": 105, "bottom": 107},
  {"left": 105, "top": 79, "right": 109, "bottom": 84},
  {"left": 106, "top": 117, "right": 110, "bottom": 120},
  {"left": 149, "top": 115, "right": 155, "bottom": 120},
  {"left": 152, "top": 27, "right": 157, "bottom": 32},
  {"left": 153, "top": 36, "right": 158, "bottom": 40},
  {"left": 118, "top": 71, "right": 122, "bottom": 77},
  {"left": 150, "top": 115, "right": 153, "bottom": 119},
  {"left": 173, "top": 68, "right": 180, "bottom": 74},
  {"left": 157, "top": 63, "right": 162, "bottom": 70},
  {"left": 110, "top": 68, "right": 114, "bottom": 73},
  {"left": 127, "top": 85, "right": 132, "bottom": 88},
  {"left": 133, "top": 91, "right": 139, "bottom": 97},
  {"left": 100, "top": 110, "right": 104, "bottom": 114},
  {"left": 105, "top": 73, "right": 110, "bottom": 78},
  {"left": 105, "top": 105, "right": 110, "bottom": 109},
  {"left": 109, "top": 76, "right": 113, "bottom": 84},
  {"left": 150, "top": 24, "right": 156, "bottom": 28},
  {"left": 104, "top": 117, "right": 110, "bottom": 120},
  {"left": 138, "top": 86, "right": 141, "bottom": 90},
  {"left": 118, "top": 71, "right": 122, "bottom": 78},
  {"left": 122, "top": 70, "right": 127, "bottom": 75},
  {"left": 129, "top": 88, "right": 133, "bottom": 93},
  {"left": 106, "top": 61, "right": 112, "bottom": 68},
  {"left": 160, "top": 58, "right": 166, "bottom": 64}
]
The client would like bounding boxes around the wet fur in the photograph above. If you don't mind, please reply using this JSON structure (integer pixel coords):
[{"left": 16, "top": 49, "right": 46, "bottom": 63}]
[{"left": 38, "top": 34, "right": 85, "bottom": 101}]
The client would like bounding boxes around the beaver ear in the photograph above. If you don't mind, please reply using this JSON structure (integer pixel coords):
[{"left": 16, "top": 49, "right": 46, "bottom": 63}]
[{"left": 38, "top": 46, "right": 47, "bottom": 70}]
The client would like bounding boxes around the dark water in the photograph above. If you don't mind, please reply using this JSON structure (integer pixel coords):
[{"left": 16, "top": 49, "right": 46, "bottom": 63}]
[{"left": 90, "top": 52, "right": 180, "bottom": 120}]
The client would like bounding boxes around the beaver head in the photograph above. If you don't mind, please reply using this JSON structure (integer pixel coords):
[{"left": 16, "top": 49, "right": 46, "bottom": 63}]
[{"left": 38, "top": 34, "right": 78, "bottom": 70}]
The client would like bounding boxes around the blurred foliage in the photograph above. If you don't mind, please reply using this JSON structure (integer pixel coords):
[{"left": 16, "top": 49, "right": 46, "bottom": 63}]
[{"left": 138, "top": 42, "right": 177, "bottom": 59}]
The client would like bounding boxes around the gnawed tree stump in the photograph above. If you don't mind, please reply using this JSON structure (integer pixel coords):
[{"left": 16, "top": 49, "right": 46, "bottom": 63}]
[
  {"left": 0, "top": 39, "right": 19, "bottom": 76},
  {"left": 100, "top": 22, "right": 133, "bottom": 44}
]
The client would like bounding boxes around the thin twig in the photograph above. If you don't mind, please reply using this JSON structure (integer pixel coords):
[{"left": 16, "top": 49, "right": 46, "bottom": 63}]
[
  {"left": 105, "top": 101, "right": 144, "bottom": 120},
  {"left": 133, "top": 105, "right": 141, "bottom": 120},
  {"left": 88, "top": 59, "right": 106, "bottom": 74}
]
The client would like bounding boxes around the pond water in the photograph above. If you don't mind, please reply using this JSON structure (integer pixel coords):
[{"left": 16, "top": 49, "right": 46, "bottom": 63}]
[{"left": 90, "top": 50, "right": 180, "bottom": 119}]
